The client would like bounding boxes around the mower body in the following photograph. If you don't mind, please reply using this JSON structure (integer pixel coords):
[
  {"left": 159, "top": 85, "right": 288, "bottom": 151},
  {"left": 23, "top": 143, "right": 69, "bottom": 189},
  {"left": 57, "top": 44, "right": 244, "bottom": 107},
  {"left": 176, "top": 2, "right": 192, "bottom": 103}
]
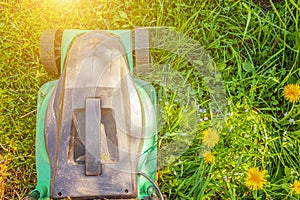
[{"left": 31, "top": 29, "right": 157, "bottom": 199}]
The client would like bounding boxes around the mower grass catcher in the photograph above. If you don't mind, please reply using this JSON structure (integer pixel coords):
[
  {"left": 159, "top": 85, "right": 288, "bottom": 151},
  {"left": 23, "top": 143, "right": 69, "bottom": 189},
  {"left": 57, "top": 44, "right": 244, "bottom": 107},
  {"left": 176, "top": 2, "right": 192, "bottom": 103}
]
[{"left": 26, "top": 29, "right": 162, "bottom": 200}]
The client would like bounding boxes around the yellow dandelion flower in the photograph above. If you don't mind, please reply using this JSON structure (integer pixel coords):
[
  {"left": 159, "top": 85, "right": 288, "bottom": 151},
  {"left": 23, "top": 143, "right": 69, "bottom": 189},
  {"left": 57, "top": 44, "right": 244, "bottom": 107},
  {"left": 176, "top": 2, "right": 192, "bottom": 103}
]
[
  {"left": 244, "top": 167, "right": 267, "bottom": 190},
  {"left": 202, "top": 151, "right": 215, "bottom": 163},
  {"left": 202, "top": 128, "right": 219, "bottom": 148},
  {"left": 283, "top": 84, "right": 300, "bottom": 103},
  {"left": 291, "top": 180, "right": 300, "bottom": 195}
]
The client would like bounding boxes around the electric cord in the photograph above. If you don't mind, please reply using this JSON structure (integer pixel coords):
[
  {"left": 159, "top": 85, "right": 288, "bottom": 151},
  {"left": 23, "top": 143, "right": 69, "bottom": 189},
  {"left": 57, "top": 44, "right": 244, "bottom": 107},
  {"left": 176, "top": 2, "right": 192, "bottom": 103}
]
[{"left": 137, "top": 171, "right": 164, "bottom": 200}]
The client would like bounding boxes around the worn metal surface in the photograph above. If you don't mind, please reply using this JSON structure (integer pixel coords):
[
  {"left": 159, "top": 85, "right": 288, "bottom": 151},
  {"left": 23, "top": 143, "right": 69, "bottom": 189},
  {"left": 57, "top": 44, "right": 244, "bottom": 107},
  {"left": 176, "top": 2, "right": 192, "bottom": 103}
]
[{"left": 45, "top": 31, "right": 143, "bottom": 199}]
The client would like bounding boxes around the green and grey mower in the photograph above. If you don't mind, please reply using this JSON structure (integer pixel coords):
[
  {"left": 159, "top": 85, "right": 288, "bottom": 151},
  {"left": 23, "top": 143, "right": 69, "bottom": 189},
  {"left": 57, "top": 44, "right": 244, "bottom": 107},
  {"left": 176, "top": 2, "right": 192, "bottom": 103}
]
[{"left": 26, "top": 28, "right": 163, "bottom": 199}]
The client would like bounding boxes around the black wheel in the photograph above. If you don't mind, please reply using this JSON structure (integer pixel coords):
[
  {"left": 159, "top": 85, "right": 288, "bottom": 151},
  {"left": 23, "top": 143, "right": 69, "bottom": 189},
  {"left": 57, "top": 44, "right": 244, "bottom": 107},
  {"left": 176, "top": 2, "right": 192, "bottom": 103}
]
[{"left": 40, "top": 28, "right": 63, "bottom": 76}]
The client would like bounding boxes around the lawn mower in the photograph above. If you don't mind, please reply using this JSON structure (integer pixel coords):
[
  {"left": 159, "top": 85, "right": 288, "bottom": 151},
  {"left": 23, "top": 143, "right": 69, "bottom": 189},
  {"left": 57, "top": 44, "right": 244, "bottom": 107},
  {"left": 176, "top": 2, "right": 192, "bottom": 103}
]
[{"left": 25, "top": 28, "right": 163, "bottom": 200}]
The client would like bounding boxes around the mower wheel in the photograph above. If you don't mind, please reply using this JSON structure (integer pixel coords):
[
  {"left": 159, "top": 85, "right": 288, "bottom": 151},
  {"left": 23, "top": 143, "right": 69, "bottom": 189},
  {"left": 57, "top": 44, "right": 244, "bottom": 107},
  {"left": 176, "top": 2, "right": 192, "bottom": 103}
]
[{"left": 40, "top": 28, "right": 63, "bottom": 76}]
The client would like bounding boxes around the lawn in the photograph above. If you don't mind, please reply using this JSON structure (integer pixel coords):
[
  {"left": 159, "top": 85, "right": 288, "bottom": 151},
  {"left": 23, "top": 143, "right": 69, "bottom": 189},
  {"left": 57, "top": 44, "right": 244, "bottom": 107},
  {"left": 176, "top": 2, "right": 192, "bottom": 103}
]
[{"left": 0, "top": 0, "right": 299, "bottom": 199}]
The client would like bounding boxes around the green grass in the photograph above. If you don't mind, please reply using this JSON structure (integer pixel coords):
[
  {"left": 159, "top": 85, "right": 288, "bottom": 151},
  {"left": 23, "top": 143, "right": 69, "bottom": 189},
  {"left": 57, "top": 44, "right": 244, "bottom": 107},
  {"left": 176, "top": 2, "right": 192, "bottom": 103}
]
[{"left": 0, "top": 0, "right": 299, "bottom": 199}]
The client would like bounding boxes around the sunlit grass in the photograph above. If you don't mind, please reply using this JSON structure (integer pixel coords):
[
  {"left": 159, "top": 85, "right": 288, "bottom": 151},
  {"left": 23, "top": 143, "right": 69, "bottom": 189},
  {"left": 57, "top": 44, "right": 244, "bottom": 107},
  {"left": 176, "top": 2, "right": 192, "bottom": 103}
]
[{"left": 0, "top": 0, "right": 299, "bottom": 199}]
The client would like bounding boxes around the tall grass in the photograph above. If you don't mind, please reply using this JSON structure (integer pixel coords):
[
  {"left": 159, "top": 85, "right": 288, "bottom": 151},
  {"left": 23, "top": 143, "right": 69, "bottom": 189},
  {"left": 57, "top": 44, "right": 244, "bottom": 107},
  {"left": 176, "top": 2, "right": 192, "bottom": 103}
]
[{"left": 0, "top": 0, "right": 299, "bottom": 199}]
